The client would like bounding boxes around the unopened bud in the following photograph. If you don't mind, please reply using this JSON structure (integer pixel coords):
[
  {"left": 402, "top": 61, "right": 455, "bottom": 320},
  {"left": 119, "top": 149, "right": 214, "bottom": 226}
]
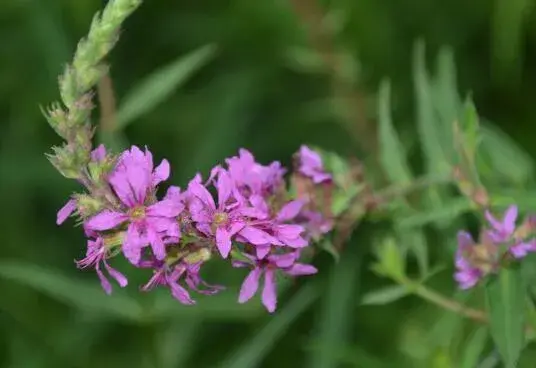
[
  {"left": 74, "top": 194, "right": 103, "bottom": 218},
  {"left": 183, "top": 248, "right": 212, "bottom": 264}
]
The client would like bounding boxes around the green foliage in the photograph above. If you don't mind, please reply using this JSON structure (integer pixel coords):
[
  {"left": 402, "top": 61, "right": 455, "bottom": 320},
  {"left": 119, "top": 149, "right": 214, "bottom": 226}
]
[{"left": 485, "top": 267, "right": 526, "bottom": 367}]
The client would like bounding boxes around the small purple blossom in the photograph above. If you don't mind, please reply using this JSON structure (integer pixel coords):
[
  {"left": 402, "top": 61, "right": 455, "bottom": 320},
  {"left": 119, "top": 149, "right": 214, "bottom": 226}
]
[
  {"left": 485, "top": 205, "right": 518, "bottom": 243},
  {"left": 297, "top": 145, "right": 331, "bottom": 184},
  {"left": 85, "top": 146, "right": 183, "bottom": 264},
  {"left": 234, "top": 251, "right": 317, "bottom": 313},
  {"left": 76, "top": 237, "right": 128, "bottom": 294},
  {"left": 57, "top": 198, "right": 77, "bottom": 225},
  {"left": 454, "top": 231, "right": 484, "bottom": 290}
]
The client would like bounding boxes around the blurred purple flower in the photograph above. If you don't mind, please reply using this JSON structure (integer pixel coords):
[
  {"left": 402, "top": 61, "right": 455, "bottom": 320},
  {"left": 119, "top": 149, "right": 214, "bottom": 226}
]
[
  {"left": 485, "top": 205, "right": 518, "bottom": 243},
  {"left": 297, "top": 145, "right": 331, "bottom": 184},
  {"left": 454, "top": 231, "right": 483, "bottom": 290}
]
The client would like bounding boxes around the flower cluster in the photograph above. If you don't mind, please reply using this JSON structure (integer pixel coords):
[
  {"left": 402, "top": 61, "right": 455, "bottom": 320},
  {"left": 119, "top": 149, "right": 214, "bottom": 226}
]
[
  {"left": 57, "top": 144, "right": 333, "bottom": 312},
  {"left": 454, "top": 205, "right": 536, "bottom": 289}
]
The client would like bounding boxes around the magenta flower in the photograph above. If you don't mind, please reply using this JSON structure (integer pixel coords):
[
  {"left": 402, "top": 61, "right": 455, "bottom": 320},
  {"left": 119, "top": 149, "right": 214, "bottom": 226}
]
[
  {"left": 76, "top": 237, "right": 128, "bottom": 294},
  {"left": 140, "top": 258, "right": 222, "bottom": 304},
  {"left": 226, "top": 149, "right": 286, "bottom": 198},
  {"left": 91, "top": 144, "right": 107, "bottom": 162},
  {"left": 234, "top": 251, "right": 317, "bottom": 313},
  {"left": 188, "top": 170, "right": 268, "bottom": 258},
  {"left": 485, "top": 205, "right": 518, "bottom": 243},
  {"left": 297, "top": 145, "right": 331, "bottom": 184},
  {"left": 297, "top": 210, "right": 333, "bottom": 240},
  {"left": 57, "top": 198, "right": 77, "bottom": 225},
  {"left": 454, "top": 231, "right": 483, "bottom": 290},
  {"left": 85, "top": 146, "right": 183, "bottom": 264}
]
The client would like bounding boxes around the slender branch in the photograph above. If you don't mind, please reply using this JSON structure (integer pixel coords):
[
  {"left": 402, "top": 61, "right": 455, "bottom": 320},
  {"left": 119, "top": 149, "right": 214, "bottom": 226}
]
[
  {"left": 411, "top": 283, "right": 488, "bottom": 323},
  {"left": 288, "top": 0, "right": 377, "bottom": 156}
]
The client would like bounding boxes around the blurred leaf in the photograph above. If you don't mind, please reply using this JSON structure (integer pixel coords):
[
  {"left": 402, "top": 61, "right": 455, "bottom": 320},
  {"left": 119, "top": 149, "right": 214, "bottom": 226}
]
[
  {"left": 491, "top": 0, "right": 531, "bottom": 87},
  {"left": 396, "top": 197, "right": 472, "bottom": 229},
  {"left": 454, "top": 99, "right": 481, "bottom": 170},
  {"left": 219, "top": 283, "right": 318, "bottom": 368},
  {"left": 155, "top": 319, "right": 201, "bottom": 368},
  {"left": 116, "top": 44, "right": 217, "bottom": 129},
  {"left": 309, "top": 243, "right": 362, "bottom": 368},
  {"left": 413, "top": 40, "right": 449, "bottom": 176},
  {"left": 0, "top": 262, "right": 142, "bottom": 322},
  {"left": 491, "top": 191, "right": 536, "bottom": 211},
  {"left": 485, "top": 266, "right": 525, "bottom": 367},
  {"left": 478, "top": 124, "right": 534, "bottom": 185},
  {"left": 284, "top": 47, "right": 325, "bottom": 74},
  {"left": 331, "top": 185, "right": 362, "bottom": 217},
  {"left": 399, "top": 230, "right": 428, "bottom": 277},
  {"left": 460, "top": 327, "right": 489, "bottom": 368},
  {"left": 360, "top": 285, "right": 409, "bottom": 306},
  {"left": 319, "top": 238, "right": 340, "bottom": 262},
  {"left": 377, "top": 78, "right": 412, "bottom": 185},
  {"left": 372, "top": 237, "right": 405, "bottom": 279},
  {"left": 98, "top": 130, "right": 129, "bottom": 153}
]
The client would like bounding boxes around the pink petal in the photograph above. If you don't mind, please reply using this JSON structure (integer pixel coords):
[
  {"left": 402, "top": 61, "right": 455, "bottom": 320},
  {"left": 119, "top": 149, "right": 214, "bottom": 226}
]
[
  {"left": 256, "top": 245, "right": 271, "bottom": 259},
  {"left": 285, "top": 263, "right": 317, "bottom": 276},
  {"left": 457, "top": 231, "right": 474, "bottom": 250},
  {"left": 108, "top": 170, "right": 136, "bottom": 207},
  {"left": 276, "top": 200, "right": 304, "bottom": 222},
  {"left": 85, "top": 210, "right": 127, "bottom": 231},
  {"left": 103, "top": 260, "right": 128, "bottom": 287},
  {"left": 95, "top": 263, "right": 112, "bottom": 295},
  {"left": 164, "top": 186, "right": 183, "bottom": 201},
  {"left": 123, "top": 223, "right": 143, "bottom": 264},
  {"left": 217, "top": 170, "right": 232, "bottom": 207},
  {"left": 239, "top": 226, "right": 279, "bottom": 246},
  {"left": 147, "top": 199, "right": 184, "bottom": 218},
  {"left": 261, "top": 269, "right": 277, "bottom": 313},
  {"left": 153, "top": 159, "right": 170, "bottom": 186},
  {"left": 270, "top": 252, "right": 296, "bottom": 268},
  {"left": 485, "top": 210, "right": 502, "bottom": 232},
  {"left": 57, "top": 199, "right": 77, "bottom": 225},
  {"left": 216, "top": 227, "right": 232, "bottom": 258},
  {"left": 147, "top": 227, "right": 166, "bottom": 260},
  {"left": 91, "top": 144, "right": 107, "bottom": 161},
  {"left": 238, "top": 267, "right": 262, "bottom": 303},
  {"left": 188, "top": 182, "right": 216, "bottom": 210},
  {"left": 125, "top": 161, "right": 151, "bottom": 204},
  {"left": 503, "top": 205, "right": 518, "bottom": 234},
  {"left": 170, "top": 283, "right": 196, "bottom": 305}
]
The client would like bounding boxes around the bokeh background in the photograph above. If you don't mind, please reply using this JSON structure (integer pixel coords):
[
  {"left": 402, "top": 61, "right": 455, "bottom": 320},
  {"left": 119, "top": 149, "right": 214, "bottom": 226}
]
[{"left": 2, "top": 0, "right": 536, "bottom": 367}]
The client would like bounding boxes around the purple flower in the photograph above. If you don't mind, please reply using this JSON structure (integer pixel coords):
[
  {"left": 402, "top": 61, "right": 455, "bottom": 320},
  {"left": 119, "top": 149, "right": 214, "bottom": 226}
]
[
  {"left": 85, "top": 146, "right": 183, "bottom": 264},
  {"left": 188, "top": 170, "right": 267, "bottom": 258},
  {"left": 91, "top": 144, "right": 107, "bottom": 162},
  {"left": 454, "top": 231, "right": 483, "bottom": 290},
  {"left": 485, "top": 205, "right": 518, "bottom": 243},
  {"left": 140, "top": 259, "right": 223, "bottom": 304},
  {"left": 226, "top": 149, "right": 286, "bottom": 198},
  {"left": 297, "top": 210, "right": 333, "bottom": 240},
  {"left": 297, "top": 145, "right": 331, "bottom": 184},
  {"left": 57, "top": 198, "right": 77, "bottom": 225},
  {"left": 76, "top": 237, "right": 128, "bottom": 294},
  {"left": 234, "top": 251, "right": 317, "bottom": 313}
]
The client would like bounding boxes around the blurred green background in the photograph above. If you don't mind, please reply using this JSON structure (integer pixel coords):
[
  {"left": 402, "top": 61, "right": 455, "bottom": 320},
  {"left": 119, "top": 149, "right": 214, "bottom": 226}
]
[{"left": 2, "top": 0, "right": 536, "bottom": 367}]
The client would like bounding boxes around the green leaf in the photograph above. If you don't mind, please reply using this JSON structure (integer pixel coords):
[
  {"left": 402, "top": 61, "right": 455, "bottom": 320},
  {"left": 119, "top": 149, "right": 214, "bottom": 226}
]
[
  {"left": 155, "top": 319, "right": 201, "bottom": 368},
  {"left": 116, "top": 44, "right": 217, "bottom": 128},
  {"left": 219, "top": 283, "right": 318, "bottom": 368},
  {"left": 396, "top": 197, "right": 473, "bottom": 229},
  {"left": 377, "top": 78, "right": 413, "bottom": 185},
  {"left": 0, "top": 262, "right": 142, "bottom": 322},
  {"left": 308, "top": 243, "right": 362, "bottom": 368},
  {"left": 360, "top": 285, "right": 409, "bottom": 306},
  {"left": 413, "top": 40, "right": 449, "bottom": 176},
  {"left": 373, "top": 237, "right": 405, "bottom": 279},
  {"left": 460, "top": 327, "right": 488, "bottom": 368},
  {"left": 478, "top": 123, "right": 534, "bottom": 185},
  {"left": 319, "top": 238, "right": 340, "bottom": 262},
  {"left": 485, "top": 266, "right": 525, "bottom": 368}
]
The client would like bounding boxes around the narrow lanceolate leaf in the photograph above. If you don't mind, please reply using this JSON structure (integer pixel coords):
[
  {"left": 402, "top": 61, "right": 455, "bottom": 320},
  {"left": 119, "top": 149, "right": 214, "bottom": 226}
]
[
  {"left": 377, "top": 79, "right": 412, "bottom": 185},
  {"left": 413, "top": 40, "right": 449, "bottom": 176},
  {"left": 116, "top": 44, "right": 217, "bottom": 128},
  {"left": 219, "top": 283, "right": 318, "bottom": 368},
  {"left": 460, "top": 327, "right": 489, "bottom": 368},
  {"left": 485, "top": 266, "right": 525, "bottom": 368},
  {"left": 360, "top": 285, "right": 409, "bottom": 306}
]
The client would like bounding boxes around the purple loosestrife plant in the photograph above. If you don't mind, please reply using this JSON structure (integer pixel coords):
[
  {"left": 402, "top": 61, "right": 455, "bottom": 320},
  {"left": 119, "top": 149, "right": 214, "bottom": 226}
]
[{"left": 54, "top": 141, "right": 329, "bottom": 312}]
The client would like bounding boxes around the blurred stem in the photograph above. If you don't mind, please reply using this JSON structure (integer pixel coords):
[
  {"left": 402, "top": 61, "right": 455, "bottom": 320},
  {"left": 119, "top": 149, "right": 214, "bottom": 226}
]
[
  {"left": 97, "top": 73, "right": 118, "bottom": 133},
  {"left": 406, "top": 280, "right": 488, "bottom": 323},
  {"left": 288, "top": 0, "right": 377, "bottom": 156}
]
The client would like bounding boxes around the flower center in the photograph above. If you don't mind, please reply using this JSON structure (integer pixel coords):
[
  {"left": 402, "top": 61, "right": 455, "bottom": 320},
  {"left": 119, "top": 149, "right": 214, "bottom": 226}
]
[
  {"left": 213, "top": 211, "right": 229, "bottom": 226},
  {"left": 129, "top": 206, "right": 146, "bottom": 221}
]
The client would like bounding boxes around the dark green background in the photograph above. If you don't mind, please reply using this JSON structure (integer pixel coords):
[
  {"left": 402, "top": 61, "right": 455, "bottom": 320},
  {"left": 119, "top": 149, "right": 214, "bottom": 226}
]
[{"left": 1, "top": 0, "right": 536, "bottom": 367}]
